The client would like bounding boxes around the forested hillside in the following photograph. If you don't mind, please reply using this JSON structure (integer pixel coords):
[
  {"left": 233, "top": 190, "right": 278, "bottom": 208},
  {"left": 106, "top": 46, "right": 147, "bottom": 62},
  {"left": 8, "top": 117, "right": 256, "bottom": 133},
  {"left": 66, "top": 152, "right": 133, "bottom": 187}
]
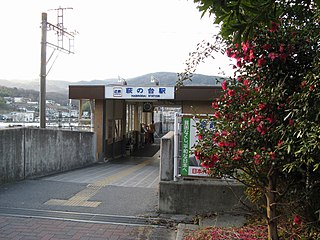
[{"left": 0, "top": 86, "right": 68, "bottom": 107}]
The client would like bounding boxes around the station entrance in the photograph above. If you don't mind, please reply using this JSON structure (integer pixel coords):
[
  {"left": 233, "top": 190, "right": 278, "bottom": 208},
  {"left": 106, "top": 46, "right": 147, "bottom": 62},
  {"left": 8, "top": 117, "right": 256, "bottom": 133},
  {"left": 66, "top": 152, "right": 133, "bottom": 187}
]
[{"left": 69, "top": 84, "right": 221, "bottom": 161}]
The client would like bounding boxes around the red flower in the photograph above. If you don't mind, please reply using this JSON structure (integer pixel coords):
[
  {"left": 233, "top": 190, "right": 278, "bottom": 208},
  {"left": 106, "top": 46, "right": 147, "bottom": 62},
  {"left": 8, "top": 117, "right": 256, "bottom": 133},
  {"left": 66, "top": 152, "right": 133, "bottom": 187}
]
[
  {"left": 237, "top": 150, "right": 244, "bottom": 155},
  {"left": 254, "top": 86, "right": 261, "bottom": 93},
  {"left": 300, "top": 81, "right": 307, "bottom": 88},
  {"left": 279, "top": 44, "right": 285, "bottom": 53},
  {"left": 258, "top": 103, "right": 267, "bottom": 111},
  {"left": 256, "top": 122, "right": 266, "bottom": 135},
  {"left": 262, "top": 44, "right": 271, "bottom": 50},
  {"left": 257, "top": 57, "right": 266, "bottom": 66},
  {"left": 228, "top": 89, "right": 235, "bottom": 96},
  {"left": 222, "top": 80, "right": 227, "bottom": 90},
  {"left": 242, "top": 41, "right": 249, "bottom": 54},
  {"left": 226, "top": 48, "right": 232, "bottom": 57},
  {"left": 277, "top": 103, "right": 285, "bottom": 110},
  {"left": 254, "top": 115, "right": 263, "bottom": 123},
  {"left": 269, "top": 22, "right": 279, "bottom": 32},
  {"left": 243, "top": 79, "right": 250, "bottom": 87},
  {"left": 268, "top": 52, "right": 279, "bottom": 61},
  {"left": 213, "top": 111, "right": 221, "bottom": 119},
  {"left": 232, "top": 155, "right": 241, "bottom": 161},
  {"left": 236, "top": 58, "right": 242, "bottom": 67},
  {"left": 277, "top": 140, "right": 283, "bottom": 148},
  {"left": 226, "top": 141, "right": 236, "bottom": 148},
  {"left": 293, "top": 215, "right": 302, "bottom": 225},
  {"left": 210, "top": 154, "right": 219, "bottom": 163},
  {"left": 221, "top": 130, "right": 229, "bottom": 136},
  {"left": 254, "top": 154, "right": 261, "bottom": 165},
  {"left": 289, "top": 119, "right": 294, "bottom": 126},
  {"left": 201, "top": 161, "right": 213, "bottom": 168},
  {"left": 269, "top": 152, "right": 275, "bottom": 160},
  {"left": 266, "top": 116, "right": 275, "bottom": 124},
  {"left": 212, "top": 101, "right": 219, "bottom": 109},
  {"left": 198, "top": 134, "right": 203, "bottom": 140},
  {"left": 249, "top": 49, "right": 255, "bottom": 61},
  {"left": 226, "top": 48, "right": 237, "bottom": 58}
]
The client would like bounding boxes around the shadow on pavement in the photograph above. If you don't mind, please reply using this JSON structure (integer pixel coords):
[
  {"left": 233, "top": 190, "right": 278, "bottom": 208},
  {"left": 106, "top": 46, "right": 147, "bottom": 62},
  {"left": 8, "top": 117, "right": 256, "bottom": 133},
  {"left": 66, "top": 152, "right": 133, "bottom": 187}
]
[{"left": 131, "top": 144, "right": 160, "bottom": 157}]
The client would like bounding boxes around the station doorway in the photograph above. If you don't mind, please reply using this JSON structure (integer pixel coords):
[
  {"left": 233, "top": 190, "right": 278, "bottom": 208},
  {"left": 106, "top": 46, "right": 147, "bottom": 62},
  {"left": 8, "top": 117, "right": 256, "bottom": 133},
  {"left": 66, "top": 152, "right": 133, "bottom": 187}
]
[{"left": 69, "top": 85, "right": 221, "bottom": 161}]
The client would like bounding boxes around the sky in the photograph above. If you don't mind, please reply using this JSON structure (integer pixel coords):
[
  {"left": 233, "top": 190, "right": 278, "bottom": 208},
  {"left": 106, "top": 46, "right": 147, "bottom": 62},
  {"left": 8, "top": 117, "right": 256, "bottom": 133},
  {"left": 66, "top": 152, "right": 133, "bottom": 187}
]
[{"left": 0, "top": 0, "right": 234, "bottom": 82}]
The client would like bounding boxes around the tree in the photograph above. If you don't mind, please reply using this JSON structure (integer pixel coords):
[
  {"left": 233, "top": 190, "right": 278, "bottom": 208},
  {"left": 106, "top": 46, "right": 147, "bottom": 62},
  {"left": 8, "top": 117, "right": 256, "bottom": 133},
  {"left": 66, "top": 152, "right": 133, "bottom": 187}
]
[
  {"left": 82, "top": 100, "right": 91, "bottom": 113},
  {"left": 186, "top": 1, "right": 320, "bottom": 239},
  {"left": 0, "top": 97, "right": 5, "bottom": 107},
  {"left": 193, "top": 0, "right": 319, "bottom": 42}
]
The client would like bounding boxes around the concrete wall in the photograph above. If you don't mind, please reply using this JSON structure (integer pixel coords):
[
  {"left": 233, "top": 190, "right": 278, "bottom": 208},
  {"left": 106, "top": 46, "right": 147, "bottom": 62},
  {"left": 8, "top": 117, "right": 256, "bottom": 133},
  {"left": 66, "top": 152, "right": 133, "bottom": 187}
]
[
  {"left": 0, "top": 128, "right": 25, "bottom": 183},
  {"left": 159, "top": 180, "right": 247, "bottom": 215},
  {"left": 158, "top": 131, "right": 248, "bottom": 215},
  {"left": 0, "top": 128, "right": 96, "bottom": 184},
  {"left": 159, "top": 131, "right": 174, "bottom": 181}
]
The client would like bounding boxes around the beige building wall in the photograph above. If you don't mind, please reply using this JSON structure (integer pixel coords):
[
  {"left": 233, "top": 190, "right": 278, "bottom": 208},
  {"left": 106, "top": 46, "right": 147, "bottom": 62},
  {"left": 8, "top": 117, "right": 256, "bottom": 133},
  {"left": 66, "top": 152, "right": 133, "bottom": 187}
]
[{"left": 181, "top": 101, "right": 214, "bottom": 115}]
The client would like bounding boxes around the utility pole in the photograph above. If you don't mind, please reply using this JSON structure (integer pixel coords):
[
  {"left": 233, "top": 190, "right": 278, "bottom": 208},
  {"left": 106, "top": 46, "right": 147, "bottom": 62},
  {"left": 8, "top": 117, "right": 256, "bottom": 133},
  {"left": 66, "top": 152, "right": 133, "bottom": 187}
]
[
  {"left": 39, "top": 7, "right": 75, "bottom": 128},
  {"left": 40, "top": 13, "right": 47, "bottom": 128}
]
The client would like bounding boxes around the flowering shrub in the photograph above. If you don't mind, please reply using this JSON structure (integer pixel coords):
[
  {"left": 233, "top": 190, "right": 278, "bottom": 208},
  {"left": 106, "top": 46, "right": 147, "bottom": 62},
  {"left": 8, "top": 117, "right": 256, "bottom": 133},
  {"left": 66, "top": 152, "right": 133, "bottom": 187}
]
[
  {"left": 184, "top": 225, "right": 268, "bottom": 240},
  {"left": 192, "top": 8, "right": 320, "bottom": 240},
  {"left": 183, "top": 220, "right": 320, "bottom": 240}
]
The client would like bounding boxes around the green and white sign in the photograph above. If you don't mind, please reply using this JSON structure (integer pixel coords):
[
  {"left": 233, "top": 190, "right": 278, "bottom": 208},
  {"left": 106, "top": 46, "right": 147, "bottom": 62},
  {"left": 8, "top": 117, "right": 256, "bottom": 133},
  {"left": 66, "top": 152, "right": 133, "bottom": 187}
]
[
  {"left": 180, "top": 117, "right": 214, "bottom": 177},
  {"left": 181, "top": 117, "right": 191, "bottom": 176}
]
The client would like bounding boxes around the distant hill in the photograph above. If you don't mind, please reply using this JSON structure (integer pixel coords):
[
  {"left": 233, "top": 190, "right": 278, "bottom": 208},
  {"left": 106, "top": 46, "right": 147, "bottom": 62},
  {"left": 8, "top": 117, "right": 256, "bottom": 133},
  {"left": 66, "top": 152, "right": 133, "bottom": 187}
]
[
  {"left": 0, "top": 72, "right": 223, "bottom": 99},
  {"left": 0, "top": 85, "right": 69, "bottom": 106},
  {"left": 125, "top": 72, "right": 223, "bottom": 86}
]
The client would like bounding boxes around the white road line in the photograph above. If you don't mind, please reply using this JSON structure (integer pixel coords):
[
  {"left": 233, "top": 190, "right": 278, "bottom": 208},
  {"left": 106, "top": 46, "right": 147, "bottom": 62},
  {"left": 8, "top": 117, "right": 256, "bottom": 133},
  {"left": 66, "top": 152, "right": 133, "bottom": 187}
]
[
  {"left": 116, "top": 167, "right": 152, "bottom": 187},
  {"left": 132, "top": 169, "right": 159, "bottom": 187},
  {"left": 147, "top": 175, "right": 159, "bottom": 188}
]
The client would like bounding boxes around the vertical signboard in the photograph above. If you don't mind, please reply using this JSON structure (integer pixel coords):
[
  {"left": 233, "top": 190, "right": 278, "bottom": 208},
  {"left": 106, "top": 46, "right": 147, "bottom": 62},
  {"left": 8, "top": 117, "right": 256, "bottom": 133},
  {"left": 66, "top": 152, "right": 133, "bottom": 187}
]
[
  {"left": 180, "top": 116, "right": 214, "bottom": 177},
  {"left": 181, "top": 117, "right": 191, "bottom": 176}
]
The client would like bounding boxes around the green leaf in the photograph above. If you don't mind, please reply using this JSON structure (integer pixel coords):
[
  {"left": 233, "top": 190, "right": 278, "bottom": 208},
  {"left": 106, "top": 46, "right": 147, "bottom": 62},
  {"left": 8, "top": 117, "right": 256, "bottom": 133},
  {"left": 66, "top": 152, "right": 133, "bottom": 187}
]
[{"left": 287, "top": 144, "right": 291, "bottom": 154}]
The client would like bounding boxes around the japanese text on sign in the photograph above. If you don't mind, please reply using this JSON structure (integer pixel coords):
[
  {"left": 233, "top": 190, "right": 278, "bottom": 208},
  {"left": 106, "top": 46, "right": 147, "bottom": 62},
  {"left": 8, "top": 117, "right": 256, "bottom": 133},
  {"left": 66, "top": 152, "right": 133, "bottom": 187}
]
[
  {"left": 105, "top": 86, "right": 174, "bottom": 99},
  {"left": 181, "top": 118, "right": 190, "bottom": 176}
]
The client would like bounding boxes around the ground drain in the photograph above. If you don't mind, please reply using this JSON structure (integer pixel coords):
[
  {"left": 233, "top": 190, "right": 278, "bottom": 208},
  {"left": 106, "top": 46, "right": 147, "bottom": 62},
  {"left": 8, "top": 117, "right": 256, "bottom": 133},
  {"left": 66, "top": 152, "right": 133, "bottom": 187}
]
[{"left": 0, "top": 207, "right": 168, "bottom": 227}]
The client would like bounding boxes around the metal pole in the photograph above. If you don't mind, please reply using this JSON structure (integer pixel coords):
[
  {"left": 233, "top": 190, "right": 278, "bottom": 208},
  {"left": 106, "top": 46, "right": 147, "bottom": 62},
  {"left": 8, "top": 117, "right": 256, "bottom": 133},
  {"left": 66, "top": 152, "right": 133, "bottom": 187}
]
[
  {"left": 173, "top": 112, "right": 179, "bottom": 181},
  {"left": 40, "top": 12, "right": 47, "bottom": 128}
]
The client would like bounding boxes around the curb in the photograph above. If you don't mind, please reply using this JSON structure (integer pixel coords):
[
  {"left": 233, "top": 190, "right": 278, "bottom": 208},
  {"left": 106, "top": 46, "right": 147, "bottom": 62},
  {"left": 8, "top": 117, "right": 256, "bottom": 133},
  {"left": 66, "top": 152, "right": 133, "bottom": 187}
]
[
  {"left": 175, "top": 214, "right": 246, "bottom": 240},
  {"left": 175, "top": 223, "right": 199, "bottom": 240}
]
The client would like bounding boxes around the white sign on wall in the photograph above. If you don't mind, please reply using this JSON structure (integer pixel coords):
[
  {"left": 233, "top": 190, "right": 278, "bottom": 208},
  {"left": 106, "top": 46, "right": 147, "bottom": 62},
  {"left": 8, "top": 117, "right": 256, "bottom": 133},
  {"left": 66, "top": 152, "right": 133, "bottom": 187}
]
[
  {"left": 105, "top": 86, "right": 175, "bottom": 99},
  {"left": 180, "top": 116, "right": 214, "bottom": 177}
]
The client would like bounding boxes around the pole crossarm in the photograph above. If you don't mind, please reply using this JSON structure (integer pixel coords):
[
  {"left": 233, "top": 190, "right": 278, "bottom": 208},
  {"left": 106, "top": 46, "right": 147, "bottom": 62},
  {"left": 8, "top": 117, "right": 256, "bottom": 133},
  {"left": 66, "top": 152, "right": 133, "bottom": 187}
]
[{"left": 46, "top": 22, "right": 75, "bottom": 54}]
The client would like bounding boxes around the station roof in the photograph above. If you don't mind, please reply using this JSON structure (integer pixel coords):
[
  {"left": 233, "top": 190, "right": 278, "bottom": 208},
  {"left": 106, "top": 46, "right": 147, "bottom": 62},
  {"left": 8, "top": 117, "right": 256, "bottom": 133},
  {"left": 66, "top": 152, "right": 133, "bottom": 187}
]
[{"left": 69, "top": 85, "right": 222, "bottom": 102}]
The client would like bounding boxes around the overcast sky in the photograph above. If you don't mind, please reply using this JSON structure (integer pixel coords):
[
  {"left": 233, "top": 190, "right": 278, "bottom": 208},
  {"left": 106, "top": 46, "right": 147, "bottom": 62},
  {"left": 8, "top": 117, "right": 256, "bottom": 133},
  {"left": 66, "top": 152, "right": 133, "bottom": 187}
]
[{"left": 0, "top": 0, "right": 234, "bottom": 82}]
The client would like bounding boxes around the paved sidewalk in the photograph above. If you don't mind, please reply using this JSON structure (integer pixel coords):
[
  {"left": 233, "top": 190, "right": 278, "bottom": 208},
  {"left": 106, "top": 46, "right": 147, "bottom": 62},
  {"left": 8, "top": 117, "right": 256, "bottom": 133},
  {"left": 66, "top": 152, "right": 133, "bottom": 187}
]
[
  {"left": 0, "top": 215, "right": 175, "bottom": 240},
  {"left": 0, "top": 146, "right": 179, "bottom": 239}
]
